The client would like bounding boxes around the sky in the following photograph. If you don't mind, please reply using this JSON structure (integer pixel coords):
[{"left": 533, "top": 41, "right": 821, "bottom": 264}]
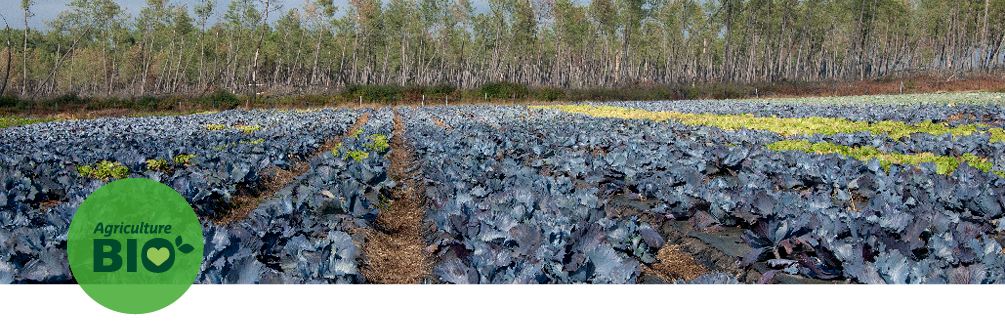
[{"left": 0, "top": 0, "right": 495, "bottom": 30}]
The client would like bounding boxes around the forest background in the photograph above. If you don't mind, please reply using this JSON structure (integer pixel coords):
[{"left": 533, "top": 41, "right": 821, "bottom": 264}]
[{"left": 2, "top": 0, "right": 1005, "bottom": 114}]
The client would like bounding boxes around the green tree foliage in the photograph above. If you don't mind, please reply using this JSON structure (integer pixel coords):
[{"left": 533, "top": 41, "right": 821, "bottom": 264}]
[{"left": 2, "top": 0, "right": 1005, "bottom": 99}]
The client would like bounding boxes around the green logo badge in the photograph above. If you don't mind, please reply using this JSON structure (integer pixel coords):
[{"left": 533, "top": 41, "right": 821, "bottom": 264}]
[{"left": 68, "top": 178, "right": 203, "bottom": 314}]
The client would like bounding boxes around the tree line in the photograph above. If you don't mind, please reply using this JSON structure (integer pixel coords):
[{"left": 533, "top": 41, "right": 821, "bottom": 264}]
[{"left": 1, "top": 0, "right": 1004, "bottom": 99}]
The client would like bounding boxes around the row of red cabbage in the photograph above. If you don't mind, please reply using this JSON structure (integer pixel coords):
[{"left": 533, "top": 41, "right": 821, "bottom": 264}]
[
  {"left": 0, "top": 109, "right": 363, "bottom": 283},
  {"left": 411, "top": 102, "right": 1004, "bottom": 284}
]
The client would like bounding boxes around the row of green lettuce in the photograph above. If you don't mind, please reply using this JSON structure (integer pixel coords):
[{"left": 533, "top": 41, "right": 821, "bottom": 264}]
[
  {"left": 766, "top": 140, "right": 1003, "bottom": 177},
  {"left": 533, "top": 103, "right": 1005, "bottom": 178}
]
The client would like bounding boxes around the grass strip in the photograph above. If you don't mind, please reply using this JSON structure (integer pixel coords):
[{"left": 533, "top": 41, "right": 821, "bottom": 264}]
[{"left": 0, "top": 117, "right": 57, "bottom": 129}]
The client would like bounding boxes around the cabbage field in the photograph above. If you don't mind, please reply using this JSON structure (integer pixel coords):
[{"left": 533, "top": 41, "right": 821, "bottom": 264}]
[{"left": 2, "top": 96, "right": 1005, "bottom": 284}]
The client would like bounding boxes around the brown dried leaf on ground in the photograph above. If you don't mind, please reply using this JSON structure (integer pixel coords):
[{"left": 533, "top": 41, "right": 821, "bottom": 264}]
[
  {"left": 428, "top": 114, "right": 451, "bottom": 130},
  {"left": 39, "top": 199, "right": 61, "bottom": 210},
  {"left": 647, "top": 244, "right": 711, "bottom": 283}
]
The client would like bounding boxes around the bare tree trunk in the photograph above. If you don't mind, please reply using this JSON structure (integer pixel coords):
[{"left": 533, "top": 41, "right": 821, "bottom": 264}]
[
  {"left": 399, "top": 32, "right": 406, "bottom": 86},
  {"left": 21, "top": 9, "right": 29, "bottom": 96},
  {"left": 213, "top": 29, "right": 220, "bottom": 90},
  {"left": 199, "top": 23, "right": 206, "bottom": 87},
  {"left": 722, "top": 0, "right": 733, "bottom": 82},
  {"left": 141, "top": 30, "right": 158, "bottom": 96},
  {"left": 32, "top": 25, "right": 90, "bottom": 100},
  {"left": 311, "top": 26, "right": 322, "bottom": 85},
  {"left": 381, "top": 35, "right": 391, "bottom": 84},
  {"left": 100, "top": 29, "right": 110, "bottom": 96},
  {"left": 176, "top": 37, "right": 196, "bottom": 92},
  {"left": 251, "top": 0, "right": 272, "bottom": 98},
  {"left": 227, "top": 27, "right": 236, "bottom": 90},
  {"left": 155, "top": 32, "right": 176, "bottom": 92},
  {"left": 51, "top": 40, "right": 60, "bottom": 95},
  {"left": 69, "top": 44, "right": 75, "bottom": 94},
  {"left": 981, "top": 0, "right": 990, "bottom": 70},
  {"left": 794, "top": 3, "right": 813, "bottom": 82},
  {"left": 289, "top": 28, "right": 304, "bottom": 86},
  {"left": 171, "top": 35, "right": 186, "bottom": 91},
  {"left": 110, "top": 30, "right": 121, "bottom": 96},
  {"left": 1, "top": 15, "right": 11, "bottom": 96}
]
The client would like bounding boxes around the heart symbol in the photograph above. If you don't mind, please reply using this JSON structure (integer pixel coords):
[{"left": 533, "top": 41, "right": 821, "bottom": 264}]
[{"left": 147, "top": 247, "right": 170, "bottom": 266}]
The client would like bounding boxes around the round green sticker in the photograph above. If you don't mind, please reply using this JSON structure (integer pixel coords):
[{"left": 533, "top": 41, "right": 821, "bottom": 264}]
[{"left": 68, "top": 178, "right": 203, "bottom": 314}]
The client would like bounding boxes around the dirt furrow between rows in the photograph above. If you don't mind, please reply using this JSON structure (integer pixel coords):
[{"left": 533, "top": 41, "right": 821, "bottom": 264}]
[
  {"left": 361, "top": 107, "right": 433, "bottom": 283},
  {"left": 215, "top": 112, "right": 372, "bottom": 225}
]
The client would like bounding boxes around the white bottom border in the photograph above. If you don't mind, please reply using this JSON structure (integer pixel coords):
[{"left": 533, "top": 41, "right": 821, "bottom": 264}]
[{"left": 0, "top": 284, "right": 997, "bottom": 321}]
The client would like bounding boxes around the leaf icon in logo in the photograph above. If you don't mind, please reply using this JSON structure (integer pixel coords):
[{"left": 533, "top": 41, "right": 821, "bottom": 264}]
[{"left": 175, "top": 235, "right": 194, "bottom": 253}]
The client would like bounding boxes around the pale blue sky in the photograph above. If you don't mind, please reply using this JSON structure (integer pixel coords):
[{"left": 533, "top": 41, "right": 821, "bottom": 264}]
[{"left": 1, "top": 0, "right": 495, "bottom": 30}]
